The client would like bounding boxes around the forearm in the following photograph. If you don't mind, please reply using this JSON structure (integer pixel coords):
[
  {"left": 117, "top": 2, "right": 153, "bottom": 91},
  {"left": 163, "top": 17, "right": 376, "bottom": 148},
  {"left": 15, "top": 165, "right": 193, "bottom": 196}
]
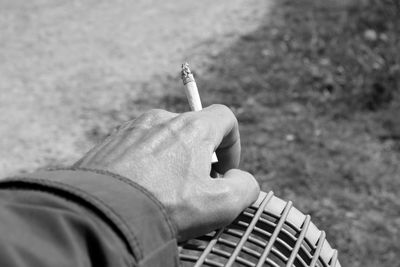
[{"left": 0, "top": 169, "right": 179, "bottom": 267}]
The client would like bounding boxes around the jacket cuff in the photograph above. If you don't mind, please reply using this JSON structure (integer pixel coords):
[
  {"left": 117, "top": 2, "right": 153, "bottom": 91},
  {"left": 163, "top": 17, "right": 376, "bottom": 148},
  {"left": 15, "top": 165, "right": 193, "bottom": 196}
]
[{"left": 1, "top": 168, "right": 178, "bottom": 267}]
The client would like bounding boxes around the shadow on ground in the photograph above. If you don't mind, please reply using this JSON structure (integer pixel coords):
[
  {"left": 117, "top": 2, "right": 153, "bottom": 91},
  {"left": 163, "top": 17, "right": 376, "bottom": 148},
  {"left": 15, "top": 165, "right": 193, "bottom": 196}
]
[{"left": 87, "top": 0, "right": 400, "bottom": 266}]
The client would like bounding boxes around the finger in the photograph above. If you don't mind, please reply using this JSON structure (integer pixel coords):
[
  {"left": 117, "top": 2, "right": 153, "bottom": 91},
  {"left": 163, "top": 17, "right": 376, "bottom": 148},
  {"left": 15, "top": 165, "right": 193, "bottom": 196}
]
[
  {"left": 200, "top": 104, "right": 241, "bottom": 173},
  {"left": 211, "top": 169, "right": 260, "bottom": 225},
  {"left": 214, "top": 138, "right": 240, "bottom": 174}
]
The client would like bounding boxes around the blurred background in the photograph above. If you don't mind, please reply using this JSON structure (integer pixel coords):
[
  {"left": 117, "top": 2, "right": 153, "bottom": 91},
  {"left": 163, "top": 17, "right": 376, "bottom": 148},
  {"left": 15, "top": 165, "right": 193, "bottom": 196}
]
[{"left": 0, "top": 0, "right": 399, "bottom": 266}]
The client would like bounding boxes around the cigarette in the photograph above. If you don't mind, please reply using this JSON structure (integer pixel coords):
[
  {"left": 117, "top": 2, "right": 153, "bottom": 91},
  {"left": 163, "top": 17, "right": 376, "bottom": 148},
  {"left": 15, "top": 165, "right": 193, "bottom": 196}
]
[{"left": 181, "top": 63, "right": 218, "bottom": 163}]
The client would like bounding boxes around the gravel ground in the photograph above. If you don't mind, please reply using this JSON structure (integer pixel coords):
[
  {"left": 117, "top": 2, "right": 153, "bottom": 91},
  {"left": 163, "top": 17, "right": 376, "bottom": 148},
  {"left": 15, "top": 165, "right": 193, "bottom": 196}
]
[{"left": 0, "top": 0, "right": 270, "bottom": 177}]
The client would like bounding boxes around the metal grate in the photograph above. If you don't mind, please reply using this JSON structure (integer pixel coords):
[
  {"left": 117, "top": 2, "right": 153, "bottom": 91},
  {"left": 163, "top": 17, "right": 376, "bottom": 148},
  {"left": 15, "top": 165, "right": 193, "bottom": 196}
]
[{"left": 179, "top": 191, "right": 341, "bottom": 267}]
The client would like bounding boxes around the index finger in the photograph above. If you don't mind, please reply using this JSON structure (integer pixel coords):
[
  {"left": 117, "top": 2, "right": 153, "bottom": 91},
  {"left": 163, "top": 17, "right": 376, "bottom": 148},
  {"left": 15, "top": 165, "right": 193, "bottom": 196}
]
[{"left": 200, "top": 104, "right": 241, "bottom": 174}]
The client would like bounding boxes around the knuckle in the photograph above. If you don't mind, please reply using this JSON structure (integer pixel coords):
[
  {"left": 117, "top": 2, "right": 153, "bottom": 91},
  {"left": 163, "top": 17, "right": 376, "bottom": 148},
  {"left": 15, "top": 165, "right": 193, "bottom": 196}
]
[
  {"left": 176, "top": 113, "right": 208, "bottom": 131},
  {"left": 136, "top": 109, "right": 174, "bottom": 127},
  {"left": 142, "top": 109, "right": 169, "bottom": 122},
  {"left": 169, "top": 113, "right": 213, "bottom": 146},
  {"left": 211, "top": 103, "right": 229, "bottom": 111},
  {"left": 211, "top": 104, "right": 238, "bottom": 124},
  {"left": 188, "top": 115, "right": 208, "bottom": 131},
  {"left": 211, "top": 104, "right": 231, "bottom": 114}
]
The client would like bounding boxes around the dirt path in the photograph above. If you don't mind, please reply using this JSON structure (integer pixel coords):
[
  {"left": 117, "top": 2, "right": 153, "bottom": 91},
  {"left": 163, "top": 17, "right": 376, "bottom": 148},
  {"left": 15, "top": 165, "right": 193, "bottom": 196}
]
[{"left": 0, "top": 0, "right": 271, "bottom": 177}]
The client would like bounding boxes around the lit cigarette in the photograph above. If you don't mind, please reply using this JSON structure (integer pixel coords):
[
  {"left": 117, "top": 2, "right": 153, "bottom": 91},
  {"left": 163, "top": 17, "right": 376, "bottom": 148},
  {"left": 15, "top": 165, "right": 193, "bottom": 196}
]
[{"left": 181, "top": 63, "right": 218, "bottom": 163}]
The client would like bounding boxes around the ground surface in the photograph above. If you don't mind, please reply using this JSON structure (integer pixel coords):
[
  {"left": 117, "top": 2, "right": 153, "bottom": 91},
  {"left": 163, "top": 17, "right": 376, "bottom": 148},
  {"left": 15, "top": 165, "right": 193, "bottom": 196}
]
[
  {"left": 0, "top": 0, "right": 270, "bottom": 176},
  {"left": 1, "top": 0, "right": 399, "bottom": 266}
]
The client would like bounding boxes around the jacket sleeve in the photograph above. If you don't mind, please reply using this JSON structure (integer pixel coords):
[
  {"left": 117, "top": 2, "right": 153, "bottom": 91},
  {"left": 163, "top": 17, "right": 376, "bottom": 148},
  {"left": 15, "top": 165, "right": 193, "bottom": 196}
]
[{"left": 0, "top": 168, "right": 179, "bottom": 267}]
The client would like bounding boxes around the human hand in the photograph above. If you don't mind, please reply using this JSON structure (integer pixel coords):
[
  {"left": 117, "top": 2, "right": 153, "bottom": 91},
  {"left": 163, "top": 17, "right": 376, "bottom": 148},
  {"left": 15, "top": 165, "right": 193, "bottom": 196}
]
[{"left": 74, "top": 104, "right": 260, "bottom": 241}]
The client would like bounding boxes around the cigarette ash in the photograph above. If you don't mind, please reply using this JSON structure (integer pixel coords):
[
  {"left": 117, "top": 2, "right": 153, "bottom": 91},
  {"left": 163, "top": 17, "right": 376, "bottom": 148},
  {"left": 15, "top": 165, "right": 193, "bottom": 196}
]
[
  {"left": 181, "top": 62, "right": 196, "bottom": 85},
  {"left": 181, "top": 62, "right": 192, "bottom": 80}
]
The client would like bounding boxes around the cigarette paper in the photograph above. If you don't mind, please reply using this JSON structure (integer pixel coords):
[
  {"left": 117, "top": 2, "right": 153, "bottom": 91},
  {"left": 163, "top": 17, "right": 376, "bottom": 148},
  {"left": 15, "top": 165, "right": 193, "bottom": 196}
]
[{"left": 181, "top": 63, "right": 218, "bottom": 163}]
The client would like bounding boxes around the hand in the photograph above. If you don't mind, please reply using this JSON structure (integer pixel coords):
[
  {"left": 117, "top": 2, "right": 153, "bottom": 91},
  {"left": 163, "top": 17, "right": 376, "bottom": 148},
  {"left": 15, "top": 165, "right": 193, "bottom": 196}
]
[{"left": 74, "top": 104, "right": 260, "bottom": 241}]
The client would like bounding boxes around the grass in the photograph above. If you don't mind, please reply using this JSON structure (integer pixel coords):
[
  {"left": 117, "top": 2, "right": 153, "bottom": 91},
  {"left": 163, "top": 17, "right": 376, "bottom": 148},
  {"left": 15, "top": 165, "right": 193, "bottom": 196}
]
[
  {"left": 88, "top": 0, "right": 400, "bottom": 266},
  {"left": 159, "top": 0, "right": 400, "bottom": 266}
]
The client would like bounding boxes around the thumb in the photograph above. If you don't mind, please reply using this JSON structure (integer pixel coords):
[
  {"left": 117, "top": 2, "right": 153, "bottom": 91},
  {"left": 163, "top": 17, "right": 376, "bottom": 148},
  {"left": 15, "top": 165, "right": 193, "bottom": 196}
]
[
  {"left": 176, "top": 169, "right": 260, "bottom": 241},
  {"left": 213, "top": 169, "right": 260, "bottom": 224}
]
